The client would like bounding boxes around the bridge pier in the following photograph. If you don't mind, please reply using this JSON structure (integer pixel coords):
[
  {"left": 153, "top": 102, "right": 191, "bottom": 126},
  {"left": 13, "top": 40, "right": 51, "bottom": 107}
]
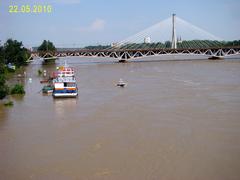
[
  {"left": 208, "top": 56, "right": 224, "bottom": 60},
  {"left": 119, "top": 59, "right": 127, "bottom": 63}
]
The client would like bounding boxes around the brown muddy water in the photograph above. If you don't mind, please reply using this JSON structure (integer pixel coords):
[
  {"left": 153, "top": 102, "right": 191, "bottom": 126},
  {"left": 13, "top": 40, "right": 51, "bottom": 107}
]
[{"left": 0, "top": 57, "right": 240, "bottom": 180}]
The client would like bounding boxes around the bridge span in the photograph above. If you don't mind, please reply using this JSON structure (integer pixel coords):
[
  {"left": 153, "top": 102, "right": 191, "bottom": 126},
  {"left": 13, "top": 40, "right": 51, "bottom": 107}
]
[{"left": 29, "top": 46, "right": 240, "bottom": 62}]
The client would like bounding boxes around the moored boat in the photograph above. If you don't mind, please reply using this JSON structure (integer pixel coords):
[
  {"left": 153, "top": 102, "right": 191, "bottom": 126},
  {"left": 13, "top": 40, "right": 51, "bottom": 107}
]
[
  {"left": 52, "top": 76, "right": 78, "bottom": 98},
  {"left": 52, "top": 64, "right": 78, "bottom": 98},
  {"left": 40, "top": 79, "right": 49, "bottom": 83},
  {"left": 42, "top": 85, "right": 54, "bottom": 94}
]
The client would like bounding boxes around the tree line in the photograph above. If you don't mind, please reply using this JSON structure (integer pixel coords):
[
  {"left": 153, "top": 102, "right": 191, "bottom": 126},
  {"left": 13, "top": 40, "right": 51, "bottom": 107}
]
[
  {"left": 83, "top": 40, "right": 240, "bottom": 50},
  {"left": 0, "top": 39, "right": 56, "bottom": 99},
  {"left": 0, "top": 39, "right": 31, "bottom": 99}
]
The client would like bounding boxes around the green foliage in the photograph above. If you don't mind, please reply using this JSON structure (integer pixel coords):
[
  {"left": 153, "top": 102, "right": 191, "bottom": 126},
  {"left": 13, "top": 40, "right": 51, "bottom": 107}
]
[
  {"left": 0, "top": 46, "right": 8, "bottom": 99},
  {"left": 0, "top": 46, "right": 6, "bottom": 74},
  {"left": 84, "top": 45, "right": 110, "bottom": 50},
  {"left": 164, "top": 41, "right": 171, "bottom": 48},
  {"left": 4, "top": 100, "right": 14, "bottom": 107},
  {"left": 10, "top": 84, "right": 25, "bottom": 95},
  {"left": 0, "top": 39, "right": 30, "bottom": 99},
  {"left": 0, "top": 74, "right": 6, "bottom": 85},
  {"left": 38, "top": 69, "right": 43, "bottom": 76},
  {"left": 7, "top": 67, "right": 15, "bottom": 73},
  {"left": 4, "top": 39, "right": 30, "bottom": 67},
  {"left": 102, "top": 40, "right": 240, "bottom": 50},
  {"left": 223, "top": 40, "right": 240, "bottom": 47},
  {"left": 0, "top": 75, "right": 9, "bottom": 99},
  {"left": 38, "top": 40, "right": 56, "bottom": 51}
]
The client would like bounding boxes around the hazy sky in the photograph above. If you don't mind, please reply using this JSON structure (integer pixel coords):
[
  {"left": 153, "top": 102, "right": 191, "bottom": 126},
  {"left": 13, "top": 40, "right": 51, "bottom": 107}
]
[{"left": 0, "top": 0, "right": 239, "bottom": 48}]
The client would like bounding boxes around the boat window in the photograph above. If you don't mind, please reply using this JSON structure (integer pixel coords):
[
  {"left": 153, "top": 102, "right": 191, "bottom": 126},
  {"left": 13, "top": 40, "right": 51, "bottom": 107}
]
[{"left": 64, "top": 82, "right": 67, "bottom": 87}]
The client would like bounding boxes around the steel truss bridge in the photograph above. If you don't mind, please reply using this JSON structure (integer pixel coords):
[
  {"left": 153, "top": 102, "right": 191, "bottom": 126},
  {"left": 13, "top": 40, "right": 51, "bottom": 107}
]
[
  {"left": 30, "top": 46, "right": 240, "bottom": 62},
  {"left": 29, "top": 14, "right": 240, "bottom": 62}
]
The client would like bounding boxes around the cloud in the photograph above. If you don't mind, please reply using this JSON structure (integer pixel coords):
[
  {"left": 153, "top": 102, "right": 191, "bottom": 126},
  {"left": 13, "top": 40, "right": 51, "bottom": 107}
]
[
  {"left": 90, "top": 19, "right": 106, "bottom": 31},
  {"left": 77, "top": 19, "right": 106, "bottom": 32}
]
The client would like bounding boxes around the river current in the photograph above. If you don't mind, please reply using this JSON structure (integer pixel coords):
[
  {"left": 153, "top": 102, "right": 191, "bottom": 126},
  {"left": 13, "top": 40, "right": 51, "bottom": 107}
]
[{"left": 1, "top": 57, "right": 240, "bottom": 180}]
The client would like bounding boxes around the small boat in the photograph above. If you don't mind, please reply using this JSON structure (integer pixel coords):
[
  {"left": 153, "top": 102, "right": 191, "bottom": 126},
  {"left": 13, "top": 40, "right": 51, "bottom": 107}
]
[
  {"left": 116, "top": 79, "right": 127, "bottom": 87},
  {"left": 42, "top": 85, "right": 54, "bottom": 94},
  {"left": 40, "top": 79, "right": 49, "bottom": 83}
]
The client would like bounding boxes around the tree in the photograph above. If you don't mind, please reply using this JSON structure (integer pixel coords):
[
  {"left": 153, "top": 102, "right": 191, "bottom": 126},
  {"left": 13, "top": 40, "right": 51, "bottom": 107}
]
[
  {"left": 10, "top": 84, "right": 25, "bottom": 95},
  {"left": 0, "top": 46, "right": 5, "bottom": 74},
  {"left": 4, "top": 39, "right": 30, "bottom": 67},
  {"left": 0, "top": 74, "right": 9, "bottom": 99},
  {"left": 0, "top": 46, "right": 8, "bottom": 99},
  {"left": 164, "top": 41, "right": 171, "bottom": 48},
  {"left": 37, "top": 40, "right": 56, "bottom": 51}
]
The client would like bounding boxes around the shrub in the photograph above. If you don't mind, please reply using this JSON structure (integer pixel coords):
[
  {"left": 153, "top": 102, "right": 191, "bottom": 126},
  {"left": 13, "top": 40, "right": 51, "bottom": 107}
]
[
  {"left": 0, "top": 86, "right": 9, "bottom": 99},
  {"left": 4, "top": 100, "right": 14, "bottom": 107},
  {"left": 0, "top": 75, "right": 9, "bottom": 99},
  {"left": 38, "top": 69, "right": 43, "bottom": 76},
  {"left": 10, "top": 84, "right": 25, "bottom": 95}
]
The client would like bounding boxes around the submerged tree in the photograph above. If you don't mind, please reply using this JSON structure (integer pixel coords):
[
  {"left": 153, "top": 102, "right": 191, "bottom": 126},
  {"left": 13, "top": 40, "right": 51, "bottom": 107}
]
[
  {"left": 4, "top": 39, "right": 30, "bottom": 67},
  {"left": 10, "top": 84, "right": 25, "bottom": 95},
  {"left": 37, "top": 40, "right": 56, "bottom": 51},
  {"left": 0, "top": 46, "right": 8, "bottom": 99}
]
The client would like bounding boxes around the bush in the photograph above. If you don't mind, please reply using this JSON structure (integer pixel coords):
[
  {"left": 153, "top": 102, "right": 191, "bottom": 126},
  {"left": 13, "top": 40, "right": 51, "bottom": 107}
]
[
  {"left": 10, "top": 84, "right": 25, "bottom": 95},
  {"left": 0, "top": 74, "right": 9, "bottom": 99},
  {"left": 38, "top": 69, "right": 43, "bottom": 76},
  {"left": 7, "top": 67, "right": 15, "bottom": 73},
  {"left": 4, "top": 100, "right": 14, "bottom": 107},
  {"left": 0, "top": 86, "right": 9, "bottom": 99}
]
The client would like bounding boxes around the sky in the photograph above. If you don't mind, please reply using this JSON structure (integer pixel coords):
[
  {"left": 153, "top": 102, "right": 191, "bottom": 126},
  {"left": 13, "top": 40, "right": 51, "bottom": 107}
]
[{"left": 0, "top": 0, "right": 239, "bottom": 48}]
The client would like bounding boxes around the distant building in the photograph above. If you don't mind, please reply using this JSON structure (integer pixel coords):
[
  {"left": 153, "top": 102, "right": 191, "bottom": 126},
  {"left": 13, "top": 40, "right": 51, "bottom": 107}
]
[
  {"left": 111, "top": 43, "right": 119, "bottom": 48},
  {"left": 144, "top": 37, "right": 151, "bottom": 44},
  {"left": 177, "top": 36, "right": 182, "bottom": 43}
]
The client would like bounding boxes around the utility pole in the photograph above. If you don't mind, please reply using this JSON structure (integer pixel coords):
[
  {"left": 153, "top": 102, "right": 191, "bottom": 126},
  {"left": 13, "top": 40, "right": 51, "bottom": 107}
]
[{"left": 171, "top": 14, "right": 177, "bottom": 49}]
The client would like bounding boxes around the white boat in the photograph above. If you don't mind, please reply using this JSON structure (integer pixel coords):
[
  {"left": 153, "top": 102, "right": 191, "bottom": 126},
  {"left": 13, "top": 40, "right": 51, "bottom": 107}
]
[
  {"left": 52, "top": 76, "right": 78, "bottom": 98},
  {"left": 52, "top": 65, "right": 78, "bottom": 98},
  {"left": 116, "top": 79, "right": 127, "bottom": 87}
]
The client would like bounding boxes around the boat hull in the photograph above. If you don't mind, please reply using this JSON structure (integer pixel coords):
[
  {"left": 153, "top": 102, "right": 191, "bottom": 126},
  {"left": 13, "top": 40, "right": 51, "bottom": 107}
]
[
  {"left": 117, "top": 83, "right": 127, "bottom": 87},
  {"left": 43, "top": 90, "right": 53, "bottom": 94},
  {"left": 53, "top": 93, "right": 78, "bottom": 98}
]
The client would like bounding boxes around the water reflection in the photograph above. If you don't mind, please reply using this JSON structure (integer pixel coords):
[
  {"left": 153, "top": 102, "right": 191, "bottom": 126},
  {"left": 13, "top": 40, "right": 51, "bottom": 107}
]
[
  {"left": 10, "top": 94, "right": 24, "bottom": 102},
  {"left": 53, "top": 98, "right": 78, "bottom": 117},
  {"left": 0, "top": 104, "right": 8, "bottom": 127}
]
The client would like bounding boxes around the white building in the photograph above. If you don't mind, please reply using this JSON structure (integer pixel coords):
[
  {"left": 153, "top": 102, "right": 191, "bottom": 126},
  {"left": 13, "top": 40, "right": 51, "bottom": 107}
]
[
  {"left": 144, "top": 37, "right": 151, "bottom": 44},
  {"left": 111, "top": 43, "right": 119, "bottom": 48}
]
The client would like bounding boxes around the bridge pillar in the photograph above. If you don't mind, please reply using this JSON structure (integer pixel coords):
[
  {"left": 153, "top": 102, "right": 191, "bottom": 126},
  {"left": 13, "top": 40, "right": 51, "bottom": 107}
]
[
  {"left": 171, "top": 14, "right": 177, "bottom": 49},
  {"left": 208, "top": 56, "right": 224, "bottom": 60},
  {"left": 119, "top": 59, "right": 127, "bottom": 63}
]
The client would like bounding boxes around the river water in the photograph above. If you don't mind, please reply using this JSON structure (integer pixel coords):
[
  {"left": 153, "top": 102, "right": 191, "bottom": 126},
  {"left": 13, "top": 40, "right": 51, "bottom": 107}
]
[{"left": 1, "top": 57, "right": 240, "bottom": 180}]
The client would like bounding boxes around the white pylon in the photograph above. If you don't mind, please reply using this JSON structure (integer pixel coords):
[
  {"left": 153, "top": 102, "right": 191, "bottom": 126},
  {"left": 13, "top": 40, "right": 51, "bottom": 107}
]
[{"left": 171, "top": 14, "right": 177, "bottom": 49}]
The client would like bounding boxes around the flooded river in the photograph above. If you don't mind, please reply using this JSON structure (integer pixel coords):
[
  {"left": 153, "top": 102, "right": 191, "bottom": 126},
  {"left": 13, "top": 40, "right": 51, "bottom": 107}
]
[{"left": 1, "top": 57, "right": 240, "bottom": 180}]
